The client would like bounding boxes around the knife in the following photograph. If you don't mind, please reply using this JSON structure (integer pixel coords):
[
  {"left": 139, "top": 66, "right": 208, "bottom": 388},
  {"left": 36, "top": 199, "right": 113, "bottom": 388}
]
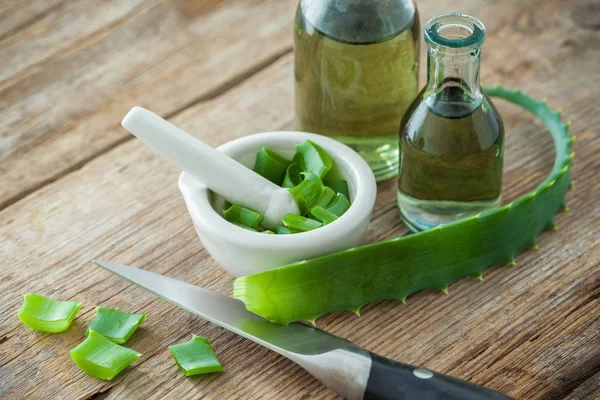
[{"left": 93, "top": 260, "right": 513, "bottom": 400}]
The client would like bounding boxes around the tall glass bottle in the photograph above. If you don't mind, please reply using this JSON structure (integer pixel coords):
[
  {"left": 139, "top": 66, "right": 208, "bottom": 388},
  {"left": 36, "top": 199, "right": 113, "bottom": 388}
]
[
  {"left": 397, "top": 14, "right": 504, "bottom": 231},
  {"left": 294, "top": 0, "right": 419, "bottom": 181}
]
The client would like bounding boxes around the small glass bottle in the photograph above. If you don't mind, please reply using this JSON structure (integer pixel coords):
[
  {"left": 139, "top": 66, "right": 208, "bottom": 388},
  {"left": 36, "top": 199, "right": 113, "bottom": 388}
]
[
  {"left": 294, "top": 0, "right": 420, "bottom": 182},
  {"left": 397, "top": 14, "right": 504, "bottom": 231}
]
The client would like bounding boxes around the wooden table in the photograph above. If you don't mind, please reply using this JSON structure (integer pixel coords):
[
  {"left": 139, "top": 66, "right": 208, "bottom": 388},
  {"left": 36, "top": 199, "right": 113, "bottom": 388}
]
[{"left": 1, "top": 0, "right": 599, "bottom": 399}]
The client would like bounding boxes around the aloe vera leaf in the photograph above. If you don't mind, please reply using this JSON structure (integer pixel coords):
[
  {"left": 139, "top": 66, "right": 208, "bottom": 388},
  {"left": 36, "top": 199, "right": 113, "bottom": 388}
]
[
  {"left": 282, "top": 163, "right": 302, "bottom": 188},
  {"left": 223, "top": 204, "right": 263, "bottom": 229},
  {"left": 70, "top": 330, "right": 141, "bottom": 380},
  {"left": 324, "top": 179, "right": 350, "bottom": 200},
  {"left": 18, "top": 293, "right": 81, "bottom": 333},
  {"left": 168, "top": 335, "right": 224, "bottom": 376},
  {"left": 253, "top": 147, "right": 291, "bottom": 185},
  {"left": 288, "top": 172, "right": 323, "bottom": 214},
  {"left": 282, "top": 213, "right": 323, "bottom": 232},
  {"left": 85, "top": 307, "right": 146, "bottom": 344},
  {"left": 293, "top": 140, "right": 333, "bottom": 179},
  {"left": 233, "top": 87, "right": 574, "bottom": 325},
  {"left": 310, "top": 206, "right": 339, "bottom": 225},
  {"left": 325, "top": 193, "right": 351, "bottom": 217}
]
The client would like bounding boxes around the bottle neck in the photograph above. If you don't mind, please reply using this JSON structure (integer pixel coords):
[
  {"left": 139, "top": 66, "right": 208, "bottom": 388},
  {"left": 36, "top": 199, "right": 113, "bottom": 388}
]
[{"left": 425, "top": 45, "right": 482, "bottom": 101}]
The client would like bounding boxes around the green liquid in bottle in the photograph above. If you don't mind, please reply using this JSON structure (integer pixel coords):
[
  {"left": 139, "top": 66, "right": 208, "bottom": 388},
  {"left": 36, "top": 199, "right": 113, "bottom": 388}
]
[{"left": 294, "top": 1, "right": 419, "bottom": 181}]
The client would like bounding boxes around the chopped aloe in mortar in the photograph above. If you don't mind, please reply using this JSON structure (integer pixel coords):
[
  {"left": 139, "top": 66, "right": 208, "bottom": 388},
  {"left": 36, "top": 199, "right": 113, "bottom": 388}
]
[
  {"left": 85, "top": 307, "right": 146, "bottom": 344},
  {"left": 283, "top": 214, "right": 322, "bottom": 232},
  {"left": 71, "top": 330, "right": 141, "bottom": 380},
  {"left": 168, "top": 335, "right": 224, "bottom": 376},
  {"left": 324, "top": 179, "right": 350, "bottom": 200},
  {"left": 18, "top": 293, "right": 81, "bottom": 333},
  {"left": 253, "top": 147, "right": 290, "bottom": 185},
  {"left": 223, "top": 204, "right": 263, "bottom": 230},
  {"left": 223, "top": 140, "right": 350, "bottom": 234}
]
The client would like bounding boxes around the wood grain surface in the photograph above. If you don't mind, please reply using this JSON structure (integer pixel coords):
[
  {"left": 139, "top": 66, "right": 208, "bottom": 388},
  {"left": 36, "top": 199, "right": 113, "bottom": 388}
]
[{"left": 1, "top": 0, "right": 599, "bottom": 399}]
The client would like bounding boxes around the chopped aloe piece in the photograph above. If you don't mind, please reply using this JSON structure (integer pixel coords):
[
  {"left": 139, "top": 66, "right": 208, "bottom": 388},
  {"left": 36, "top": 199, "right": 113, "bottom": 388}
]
[
  {"left": 18, "top": 293, "right": 81, "bottom": 333},
  {"left": 274, "top": 225, "right": 292, "bottom": 234},
  {"left": 262, "top": 230, "right": 275, "bottom": 234},
  {"left": 293, "top": 140, "right": 333, "bottom": 179},
  {"left": 70, "top": 330, "right": 141, "bottom": 380},
  {"left": 326, "top": 193, "right": 351, "bottom": 217},
  {"left": 253, "top": 147, "right": 290, "bottom": 185},
  {"left": 288, "top": 172, "right": 323, "bottom": 214},
  {"left": 282, "top": 214, "right": 322, "bottom": 232},
  {"left": 232, "top": 221, "right": 258, "bottom": 232},
  {"left": 309, "top": 186, "right": 336, "bottom": 211},
  {"left": 311, "top": 206, "right": 339, "bottom": 225},
  {"left": 282, "top": 163, "right": 302, "bottom": 188},
  {"left": 168, "top": 335, "right": 224, "bottom": 376},
  {"left": 86, "top": 307, "right": 146, "bottom": 344},
  {"left": 223, "top": 204, "right": 263, "bottom": 229},
  {"left": 324, "top": 179, "right": 350, "bottom": 200}
]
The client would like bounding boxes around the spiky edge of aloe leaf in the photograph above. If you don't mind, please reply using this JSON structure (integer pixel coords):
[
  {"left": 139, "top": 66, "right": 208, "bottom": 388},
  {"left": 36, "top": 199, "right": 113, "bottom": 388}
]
[{"left": 233, "top": 86, "right": 574, "bottom": 325}]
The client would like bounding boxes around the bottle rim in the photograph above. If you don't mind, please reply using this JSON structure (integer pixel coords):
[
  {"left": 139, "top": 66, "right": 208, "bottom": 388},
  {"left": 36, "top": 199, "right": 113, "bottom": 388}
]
[{"left": 425, "top": 13, "right": 485, "bottom": 48}]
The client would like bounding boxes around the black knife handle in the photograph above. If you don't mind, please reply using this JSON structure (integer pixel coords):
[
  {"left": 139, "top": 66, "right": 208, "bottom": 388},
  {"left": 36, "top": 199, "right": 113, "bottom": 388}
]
[{"left": 363, "top": 353, "right": 514, "bottom": 400}]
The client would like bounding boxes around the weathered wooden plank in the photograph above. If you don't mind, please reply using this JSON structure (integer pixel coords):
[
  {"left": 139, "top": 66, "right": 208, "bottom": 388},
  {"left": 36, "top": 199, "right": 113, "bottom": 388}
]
[
  {"left": 0, "top": 0, "right": 149, "bottom": 83},
  {"left": 1, "top": 0, "right": 599, "bottom": 399},
  {"left": 0, "top": 0, "right": 65, "bottom": 39},
  {"left": 0, "top": 0, "right": 297, "bottom": 209}
]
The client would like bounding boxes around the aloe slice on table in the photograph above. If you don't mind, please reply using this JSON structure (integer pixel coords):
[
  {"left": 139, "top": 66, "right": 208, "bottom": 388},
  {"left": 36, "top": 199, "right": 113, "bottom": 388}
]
[
  {"left": 324, "top": 179, "right": 350, "bottom": 200},
  {"left": 282, "top": 214, "right": 323, "bottom": 232},
  {"left": 85, "top": 306, "right": 146, "bottom": 344},
  {"left": 71, "top": 330, "right": 141, "bottom": 380},
  {"left": 293, "top": 140, "right": 333, "bottom": 179},
  {"left": 233, "top": 87, "right": 575, "bottom": 325},
  {"left": 253, "top": 147, "right": 290, "bottom": 185},
  {"left": 168, "top": 335, "right": 224, "bottom": 376},
  {"left": 223, "top": 204, "right": 263, "bottom": 230},
  {"left": 18, "top": 293, "right": 81, "bottom": 333}
]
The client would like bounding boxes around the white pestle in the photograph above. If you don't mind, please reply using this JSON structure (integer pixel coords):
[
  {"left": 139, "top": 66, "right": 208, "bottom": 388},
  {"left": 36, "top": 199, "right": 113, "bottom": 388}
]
[{"left": 121, "top": 107, "right": 300, "bottom": 229}]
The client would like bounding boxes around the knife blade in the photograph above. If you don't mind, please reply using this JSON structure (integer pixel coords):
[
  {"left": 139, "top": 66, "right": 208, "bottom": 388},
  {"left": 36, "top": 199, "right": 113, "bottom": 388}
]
[{"left": 93, "top": 260, "right": 513, "bottom": 400}]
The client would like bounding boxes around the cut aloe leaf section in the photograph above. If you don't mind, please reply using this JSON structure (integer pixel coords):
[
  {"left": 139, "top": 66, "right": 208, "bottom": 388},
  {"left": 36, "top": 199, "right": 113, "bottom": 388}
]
[
  {"left": 282, "top": 163, "right": 302, "bottom": 188},
  {"left": 86, "top": 307, "right": 146, "bottom": 344},
  {"left": 324, "top": 179, "right": 350, "bottom": 200},
  {"left": 311, "top": 206, "right": 339, "bottom": 225},
  {"left": 325, "top": 193, "right": 351, "bottom": 217},
  {"left": 223, "top": 204, "right": 263, "bottom": 230},
  {"left": 288, "top": 172, "right": 323, "bottom": 215},
  {"left": 253, "top": 147, "right": 291, "bottom": 185},
  {"left": 18, "top": 293, "right": 81, "bottom": 333},
  {"left": 282, "top": 214, "right": 322, "bottom": 232},
  {"left": 70, "top": 330, "right": 141, "bottom": 380},
  {"left": 168, "top": 335, "right": 224, "bottom": 376},
  {"left": 293, "top": 140, "right": 333, "bottom": 179}
]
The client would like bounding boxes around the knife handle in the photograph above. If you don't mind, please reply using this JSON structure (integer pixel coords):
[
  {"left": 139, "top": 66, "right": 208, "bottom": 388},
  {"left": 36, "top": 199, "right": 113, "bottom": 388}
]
[{"left": 363, "top": 353, "right": 514, "bottom": 400}]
